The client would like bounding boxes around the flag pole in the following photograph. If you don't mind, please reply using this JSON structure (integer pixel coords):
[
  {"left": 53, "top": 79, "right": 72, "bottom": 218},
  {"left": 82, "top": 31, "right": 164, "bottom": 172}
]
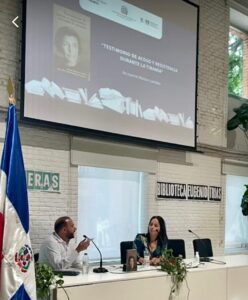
[
  {"left": 0, "top": 78, "right": 14, "bottom": 268},
  {"left": 0, "top": 78, "right": 37, "bottom": 299},
  {"left": 7, "top": 78, "right": 16, "bottom": 105}
]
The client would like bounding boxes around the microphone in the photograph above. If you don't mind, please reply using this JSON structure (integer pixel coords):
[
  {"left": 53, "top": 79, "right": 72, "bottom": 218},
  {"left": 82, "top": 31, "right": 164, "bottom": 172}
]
[
  {"left": 188, "top": 229, "right": 212, "bottom": 262},
  {"left": 83, "top": 235, "right": 108, "bottom": 273}
]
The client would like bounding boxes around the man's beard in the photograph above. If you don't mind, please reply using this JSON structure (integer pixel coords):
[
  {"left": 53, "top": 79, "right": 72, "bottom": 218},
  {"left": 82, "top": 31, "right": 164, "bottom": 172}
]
[{"left": 67, "top": 232, "right": 75, "bottom": 240}]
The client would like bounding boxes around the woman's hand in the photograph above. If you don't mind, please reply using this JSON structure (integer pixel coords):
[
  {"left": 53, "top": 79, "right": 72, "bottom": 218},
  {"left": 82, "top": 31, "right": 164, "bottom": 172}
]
[
  {"left": 138, "top": 257, "right": 145, "bottom": 265},
  {"left": 150, "top": 257, "right": 160, "bottom": 266}
]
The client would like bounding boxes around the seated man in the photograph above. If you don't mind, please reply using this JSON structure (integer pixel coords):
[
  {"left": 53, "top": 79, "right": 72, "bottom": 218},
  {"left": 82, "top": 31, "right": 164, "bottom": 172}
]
[{"left": 39, "top": 216, "right": 90, "bottom": 270}]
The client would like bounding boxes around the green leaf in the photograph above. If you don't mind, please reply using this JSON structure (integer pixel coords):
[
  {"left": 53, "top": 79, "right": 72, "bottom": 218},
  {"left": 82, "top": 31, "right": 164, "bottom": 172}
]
[
  {"left": 227, "top": 103, "right": 248, "bottom": 133},
  {"left": 227, "top": 115, "right": 241, "bottom": 130},
  {"left": 241, "top": 185, "right": 248, "bottom": 216},
  {"left": 160, "top": 248, "right": 187, "bottom": 298},
  {"left": 35, "top": 263, "right": 64, "bottom": 299}
]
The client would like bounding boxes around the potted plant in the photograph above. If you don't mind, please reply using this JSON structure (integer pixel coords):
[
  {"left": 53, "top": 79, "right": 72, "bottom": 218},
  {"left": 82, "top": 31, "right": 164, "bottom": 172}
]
[
  {"left": 160, "top": 248, "right": 187, "bottom": 300},
  {"left": 227, "top": 103, "right": 248, "bottom": 215},
  {"left": 227, "top": 102, "right": 248, "bottom": 142},
  {"left": 241, "top": 185, "right": 248, "bottom": 216},
  {"left": 35, "top": 263, "right": 69, "bottom": 300}
]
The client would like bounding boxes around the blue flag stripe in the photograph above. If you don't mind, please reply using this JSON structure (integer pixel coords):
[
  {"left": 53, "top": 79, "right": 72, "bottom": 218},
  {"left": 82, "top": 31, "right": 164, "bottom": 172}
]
[
  {"left": 0, "top": 105, "right": 29, "bottom": 233},
  {"left": 10, "top": 284, "right": 32, "bottom": 300}
]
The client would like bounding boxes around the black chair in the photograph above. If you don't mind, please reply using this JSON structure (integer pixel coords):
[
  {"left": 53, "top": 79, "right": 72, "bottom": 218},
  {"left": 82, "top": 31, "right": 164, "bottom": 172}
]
[
  {"left": 34, "top": 253, "right": 39, "bottom": 262},
  {"left": 167, "top": 239, "right": 186, "bottom": 258},
  {"left": 193, "top": 238, "right": 213, "bottom": 258},
  {"left": 120, "top": 241, "right": 135, "bottom": 264}
]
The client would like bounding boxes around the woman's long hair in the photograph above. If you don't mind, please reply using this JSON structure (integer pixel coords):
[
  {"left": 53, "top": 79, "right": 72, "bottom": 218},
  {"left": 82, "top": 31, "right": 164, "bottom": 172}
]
[{"left": 147, "top": 215, "right": 168, "bottom": 247}]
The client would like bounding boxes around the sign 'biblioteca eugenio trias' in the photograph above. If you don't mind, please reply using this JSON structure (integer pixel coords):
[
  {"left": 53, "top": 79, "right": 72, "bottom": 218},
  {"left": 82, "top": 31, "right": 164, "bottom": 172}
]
[{"left": 157, "top": 182, "right": 222, "bottom": 201}]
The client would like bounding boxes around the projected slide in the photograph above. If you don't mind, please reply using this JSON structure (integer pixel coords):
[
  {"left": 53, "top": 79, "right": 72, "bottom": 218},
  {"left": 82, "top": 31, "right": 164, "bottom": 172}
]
[{"left": 23, "top": 0, "right": 198, "bottom": 148}]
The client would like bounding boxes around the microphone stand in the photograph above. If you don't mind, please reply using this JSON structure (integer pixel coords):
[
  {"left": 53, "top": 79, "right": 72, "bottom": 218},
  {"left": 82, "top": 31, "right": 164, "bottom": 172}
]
[
  {"left": 83, "top": 235, "right": 108, "bottom": 273},
  {"left": 188, "top": 229, "right": 212, "bottom": 262}
]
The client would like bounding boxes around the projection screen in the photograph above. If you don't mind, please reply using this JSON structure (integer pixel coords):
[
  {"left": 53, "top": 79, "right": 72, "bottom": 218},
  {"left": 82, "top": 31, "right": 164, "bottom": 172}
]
[{"left": 22, "top": 0, "right": 199, "bottom": 149}]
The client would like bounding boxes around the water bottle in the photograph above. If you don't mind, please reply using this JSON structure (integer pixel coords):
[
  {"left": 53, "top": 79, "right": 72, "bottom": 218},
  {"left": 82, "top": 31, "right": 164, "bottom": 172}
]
[
  {"left": 82, "top": 253, "right": 89, "bottom": 274},
  {"left": 144, "top": 248, "right": 150, "bottom": 266},
  {"left": 195, "top": 251, "right": 200, "bottom": 265}
]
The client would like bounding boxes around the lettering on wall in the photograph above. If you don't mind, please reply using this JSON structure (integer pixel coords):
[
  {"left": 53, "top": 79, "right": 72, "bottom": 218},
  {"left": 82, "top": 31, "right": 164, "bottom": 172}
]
[
  {"left": 26, "top": 170, "right": 60, "bottom": 192},
  {"left": 209, "top": 186, "right": 222, "bottom": 201},
  {"left": 157, "top": 182, "right": 187, "bottom": 199},
  {"left": 187, "top": 184, "right": 208, "bottom": 200},
  {"left": 157, "top": 182, "right": 221, "bottom": 201}
]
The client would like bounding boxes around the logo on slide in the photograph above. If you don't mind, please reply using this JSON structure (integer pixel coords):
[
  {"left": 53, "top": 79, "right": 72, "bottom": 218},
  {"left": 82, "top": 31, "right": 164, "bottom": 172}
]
[{"left": 121, "top": 5, "right": 128, "bottom": 15}]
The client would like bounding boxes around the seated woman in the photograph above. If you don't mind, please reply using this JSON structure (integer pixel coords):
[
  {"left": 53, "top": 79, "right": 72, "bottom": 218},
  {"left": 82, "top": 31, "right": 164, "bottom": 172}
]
[{"left": 134, "top": 215, "right": 168, "bottom": 266}]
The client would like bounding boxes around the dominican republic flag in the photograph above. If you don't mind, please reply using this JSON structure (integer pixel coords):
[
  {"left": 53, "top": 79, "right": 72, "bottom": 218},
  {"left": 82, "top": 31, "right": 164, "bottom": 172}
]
[{"left": 0, "top": 104, "right": 36, "bottom": 300}]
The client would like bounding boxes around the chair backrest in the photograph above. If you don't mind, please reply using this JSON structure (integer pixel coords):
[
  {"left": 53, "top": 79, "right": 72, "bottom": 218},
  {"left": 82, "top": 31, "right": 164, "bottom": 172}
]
[
  {"left": 167, "top": 239, "right": 186, "bottom": 258},
  {"left": 34, "top": 253, "right": 39, "bottom": 262},
  {"left": 120, "top": 241, "right": 135, "bottom": 264},
  {"left": 193, "top": 238, "right": 213, "bottom": 257}
]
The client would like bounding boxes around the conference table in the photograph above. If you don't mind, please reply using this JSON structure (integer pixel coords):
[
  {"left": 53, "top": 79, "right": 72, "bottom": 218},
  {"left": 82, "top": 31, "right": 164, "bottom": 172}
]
[{"left": 57, "top": 255, "right": 248, "bottom": 300}]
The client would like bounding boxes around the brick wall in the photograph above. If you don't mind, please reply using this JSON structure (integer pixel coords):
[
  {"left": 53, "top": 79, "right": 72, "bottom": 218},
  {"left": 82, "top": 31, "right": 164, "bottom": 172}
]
[
  {"left": 0, "top": 0, "right": 246, "bottom": 258},
  {"left": 197, "top": 0, "right": 229, "bottom": 148},
  {"left": 154, "top": 153, "right": 224, "bottom": 258},
  {"left": 0, "top": 0, "right": 22, "bottom": 108},
  {"left": 242, "top": 36, "right": 248, "bottom": 98}
]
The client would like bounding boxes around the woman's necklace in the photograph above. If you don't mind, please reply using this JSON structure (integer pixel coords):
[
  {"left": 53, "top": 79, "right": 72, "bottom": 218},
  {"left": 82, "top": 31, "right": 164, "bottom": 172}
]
[{"left": 149, "top": 239, "right": 157, "bottom": 253}]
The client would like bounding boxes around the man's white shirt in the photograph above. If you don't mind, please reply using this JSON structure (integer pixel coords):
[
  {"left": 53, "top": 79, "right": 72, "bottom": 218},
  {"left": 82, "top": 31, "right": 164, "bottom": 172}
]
[{"left": 39, "top": 232, "right": 81, "bottom": 270}]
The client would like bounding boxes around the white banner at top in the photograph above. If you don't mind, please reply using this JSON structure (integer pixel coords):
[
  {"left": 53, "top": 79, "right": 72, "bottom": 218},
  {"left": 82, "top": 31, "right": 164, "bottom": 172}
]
[{"left": 79, "top": 0, "right": 163, "bottom": 39}]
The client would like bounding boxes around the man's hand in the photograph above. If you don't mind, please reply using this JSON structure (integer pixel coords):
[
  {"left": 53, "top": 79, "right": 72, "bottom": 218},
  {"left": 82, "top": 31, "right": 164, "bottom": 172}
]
[{"left": 76, "top": 238, "right": 90, "bottom": 253}]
